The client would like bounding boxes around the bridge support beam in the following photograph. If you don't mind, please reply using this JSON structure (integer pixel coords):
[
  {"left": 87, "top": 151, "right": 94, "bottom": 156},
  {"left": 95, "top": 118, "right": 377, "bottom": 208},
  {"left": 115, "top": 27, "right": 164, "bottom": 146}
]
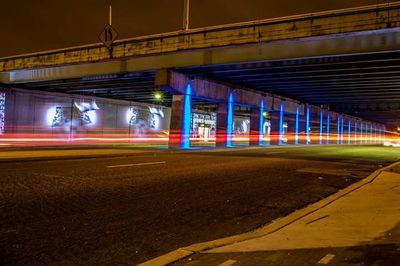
[
  {"left": 168, "top": 90, "right": 192, "bottom": 149},
  {"left": 347, "top": 119, "right": 352, "bottom": 144},
  {"left": 216, "top": 92, "right": 234, "bottom": 148},
  {"left": 270, "top": 103, "right": 284, "bottom": 145},
  {"left": 286, "top": 113, "right": 297, "bottom": 145},
  {"left": 249, "top": 100, "right": 266, "bottom": 146}
]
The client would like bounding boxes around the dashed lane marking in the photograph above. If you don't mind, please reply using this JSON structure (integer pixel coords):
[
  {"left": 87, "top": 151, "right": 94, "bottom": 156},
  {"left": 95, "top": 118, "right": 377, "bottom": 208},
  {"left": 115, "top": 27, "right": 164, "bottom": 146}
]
[
  {"left": 217, "top": 259, "right": 237, "bottom": 266},
  {"left": 107, "top": 161, "right": 166, "bottom": 168},
  {"left": 318, "top": 254, "right": 336, "bottom": 264}
]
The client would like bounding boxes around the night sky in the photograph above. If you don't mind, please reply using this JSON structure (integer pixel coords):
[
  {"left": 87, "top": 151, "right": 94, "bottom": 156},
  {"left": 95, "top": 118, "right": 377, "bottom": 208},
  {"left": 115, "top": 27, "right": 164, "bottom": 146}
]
[{"left": 1, "top": 0, "right": 387, "bottom": 57}]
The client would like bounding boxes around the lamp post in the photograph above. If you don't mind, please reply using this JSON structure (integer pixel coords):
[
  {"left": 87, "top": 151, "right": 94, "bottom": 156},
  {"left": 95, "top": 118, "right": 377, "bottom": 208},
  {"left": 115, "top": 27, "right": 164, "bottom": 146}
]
[{"left": 183, "top": 0, "right": 190, "bottom": 30}]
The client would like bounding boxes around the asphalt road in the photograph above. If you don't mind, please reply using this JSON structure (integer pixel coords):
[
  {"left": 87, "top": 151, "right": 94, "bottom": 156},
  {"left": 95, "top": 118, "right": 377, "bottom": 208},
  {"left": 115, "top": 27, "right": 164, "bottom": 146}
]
[{"left": 0, "top": 146, "right": 396, "bottom": 265}]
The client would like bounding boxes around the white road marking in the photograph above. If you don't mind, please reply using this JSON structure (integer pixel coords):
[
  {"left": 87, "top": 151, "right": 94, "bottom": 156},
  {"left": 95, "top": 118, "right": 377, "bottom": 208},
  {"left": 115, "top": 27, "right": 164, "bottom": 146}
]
[
  {"left": 264, "top": 151, "right": 287, "bottom": 155},
  {"left": 318, "top": 254, "right": 336, "bottom": 264},
  {"left": 217, "top": 259, "right": 237, "bottom": 266},
  {"left": 107, "top": 161, "right": 166, "bottom": 168}
]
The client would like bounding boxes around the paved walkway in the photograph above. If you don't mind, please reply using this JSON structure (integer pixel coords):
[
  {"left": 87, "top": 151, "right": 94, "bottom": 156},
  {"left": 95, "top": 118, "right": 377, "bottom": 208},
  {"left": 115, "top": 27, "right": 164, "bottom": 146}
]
[{"left": 142, "top": 162, "right": 400, "bottom": 265}]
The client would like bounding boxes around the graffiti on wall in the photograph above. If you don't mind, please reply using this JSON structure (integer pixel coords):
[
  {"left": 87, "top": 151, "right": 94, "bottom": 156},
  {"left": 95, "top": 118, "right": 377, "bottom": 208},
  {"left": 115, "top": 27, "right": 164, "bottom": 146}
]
[
  {"left": 126, "top": 106, "right": 165, "bottom": 135},
  {"left": 47, "top": 100, "right": 100, "bottom": 130}
]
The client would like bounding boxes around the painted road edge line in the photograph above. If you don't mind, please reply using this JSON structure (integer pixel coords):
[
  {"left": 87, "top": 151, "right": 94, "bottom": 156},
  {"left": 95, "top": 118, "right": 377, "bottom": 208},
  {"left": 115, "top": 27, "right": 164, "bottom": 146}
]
[
  {"left": 107, "top": 161, "right": 166, "bottom": 168},
  {"left": 137, "top": 161, "right": 400, "bottom": 266},
  {"left": 318, "top": 253, "right": 336, "bottom": 264}
]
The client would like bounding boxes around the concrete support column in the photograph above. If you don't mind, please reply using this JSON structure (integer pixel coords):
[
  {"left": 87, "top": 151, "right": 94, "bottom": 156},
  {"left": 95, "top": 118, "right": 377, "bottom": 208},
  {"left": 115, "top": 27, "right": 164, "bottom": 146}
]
[
  {"left": 297, "top": 106, "right": 309, "bottom": 144},
  {"left": 341, "top": 117, "right": 345, "bottom": 144},
  {"left": 383, "top": 125, "right": 386, "bottom": 143},
  {"left": 286, "top": 113, "right": 297, "bottom": 145},
  {"left": 305, "top": 105, "right": 310, "bottom": 144},
  {"left": 336, "top": 115, "right": 341, "bottom": 144},
  {"left": 354, "top": 120, "right": 358, "bottom": 144},
  {"left": 347, "top": 119, "right": 352, "bottom": 144},
  {"left": 216, "top": 92, "right": 234, "bottom": 147},
  {"left": 249, "top": 106, "right": 263, "bottom": 146},
  {"left": 326, "top": 112, "right": 331, "bottom": 144},
  {"left": 378, "top": 125, "right": 381, "bottom": 143},
  {"left": 270, "top": 103, "right": 284, "bottom": 145},
  {"left": 370, "top": 122, "right": 373, "bottom": 144},
  {"left": 168, "top": 92, "right": 192, "bottom": 149},
  {"left": 319, "top": 110, "right": 324, "bottom": 145}
]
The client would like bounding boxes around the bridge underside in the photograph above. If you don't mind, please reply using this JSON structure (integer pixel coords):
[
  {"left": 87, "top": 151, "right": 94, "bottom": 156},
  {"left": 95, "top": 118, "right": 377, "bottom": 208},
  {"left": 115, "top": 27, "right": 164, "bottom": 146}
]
[{"left": 9, "top": 51, "right": 400, "bottom": 130}]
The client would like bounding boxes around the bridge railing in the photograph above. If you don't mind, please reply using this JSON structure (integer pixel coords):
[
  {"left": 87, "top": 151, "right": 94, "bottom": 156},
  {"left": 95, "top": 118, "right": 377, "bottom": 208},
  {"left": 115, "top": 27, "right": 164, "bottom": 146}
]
[{"left": 2, "top": 2, "right": 400, "bottom": 72}]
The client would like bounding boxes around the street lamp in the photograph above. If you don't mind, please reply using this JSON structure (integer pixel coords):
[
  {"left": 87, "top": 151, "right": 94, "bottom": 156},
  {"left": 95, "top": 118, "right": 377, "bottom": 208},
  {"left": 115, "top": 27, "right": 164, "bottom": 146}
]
[
  {"left": 183, "top": 0, "right": 190, "bottom": 31},
  {"left": 153, "top": 91, "right": 163, "bottom": 102}
]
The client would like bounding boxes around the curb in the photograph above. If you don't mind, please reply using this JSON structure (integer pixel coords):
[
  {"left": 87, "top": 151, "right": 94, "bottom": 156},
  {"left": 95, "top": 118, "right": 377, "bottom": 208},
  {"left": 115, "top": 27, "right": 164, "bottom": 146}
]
[{"left": 138, "top": 160, "right": 400, "bottom": 266}]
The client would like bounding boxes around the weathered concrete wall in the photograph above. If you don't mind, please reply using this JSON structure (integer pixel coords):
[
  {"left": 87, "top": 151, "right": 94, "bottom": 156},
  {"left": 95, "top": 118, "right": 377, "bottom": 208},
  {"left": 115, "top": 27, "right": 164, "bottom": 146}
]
[{"left": 0, "top": 88, "right": 171, "bottom": 142}]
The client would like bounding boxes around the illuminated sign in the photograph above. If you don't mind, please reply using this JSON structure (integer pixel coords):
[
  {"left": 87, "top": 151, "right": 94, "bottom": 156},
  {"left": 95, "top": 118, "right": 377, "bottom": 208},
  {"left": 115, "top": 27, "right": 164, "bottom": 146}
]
[
  {"left": 192, "top": 112, "right": 216, "bottom": 128},
  {"left": 0, "top": 92, "right": 5, "bottom": 135}
]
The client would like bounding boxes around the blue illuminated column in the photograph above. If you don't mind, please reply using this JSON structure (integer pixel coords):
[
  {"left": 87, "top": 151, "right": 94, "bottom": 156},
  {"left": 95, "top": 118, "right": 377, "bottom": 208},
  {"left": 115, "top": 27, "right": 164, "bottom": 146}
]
[
  {"left": 258, "top": 99, "right": 265, "bottom": 145},
  {"left": 286, "top": 106, "right": 299, "bottom": 145},
  {"left": 348, "top": 119, "right": 351, "bottom": 144},
  {"left": 295, "top": 106, "right": 299, "bottom": 145},
  {"left": 365, "top": 121, "right": 369, "bottom": 144},
  {"left": 249, "top": 98, "right": 265, "bottom": 146},
  {"left": 182, "top": 84, "right": 192, "bottom": 148},
  {"left": 216, "top": 91, "right": 234, "bottom": 148},
  {"left": 360, "top": 121, "right": 363, "bottom": 144},
  {"left": 319, "top": 110, "right": 323, "bottom": 145},
  {"left": 226, "top": 92, "right": 234, "bottom": 147},
  {"left": 279, "top": 103, "right": 284, "bottom": 145},
  {"left": 168, "top": 84, "right": 192, "bottom": 149},
  {"left": 341, "top": 117, "right": 344, "bottom": 144},
  {"left": 326, "top": 112, "right": 330, "bottom": 144},
  {"left": 305, "top": 105, "right": 310, "bottom": 144},
  {"left": 337, "top": 115, "right": 341, "bottom": 144},
  {"left": 354, "top": 120, "right": 358, "bottom": 144}
]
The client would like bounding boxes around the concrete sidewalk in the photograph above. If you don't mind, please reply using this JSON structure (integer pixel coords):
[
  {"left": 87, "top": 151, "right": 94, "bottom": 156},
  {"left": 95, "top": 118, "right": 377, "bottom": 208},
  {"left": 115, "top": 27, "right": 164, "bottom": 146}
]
[{"left": 141, "top": 162, "right": 400, "bottom": 266}]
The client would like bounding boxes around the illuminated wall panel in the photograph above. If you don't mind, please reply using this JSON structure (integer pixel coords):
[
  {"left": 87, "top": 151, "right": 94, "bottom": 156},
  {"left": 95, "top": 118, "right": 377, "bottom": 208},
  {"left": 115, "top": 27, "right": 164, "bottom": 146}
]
[{"left": 1, "top": 88, "right": 171, "bottom": 145}]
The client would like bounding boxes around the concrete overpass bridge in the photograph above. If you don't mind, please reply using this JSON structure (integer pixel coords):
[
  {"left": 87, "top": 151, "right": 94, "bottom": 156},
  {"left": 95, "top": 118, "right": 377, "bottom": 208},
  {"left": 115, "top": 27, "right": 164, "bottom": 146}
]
[{"left": 1, "top": 2, "right": 400, "bottom": 147}]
